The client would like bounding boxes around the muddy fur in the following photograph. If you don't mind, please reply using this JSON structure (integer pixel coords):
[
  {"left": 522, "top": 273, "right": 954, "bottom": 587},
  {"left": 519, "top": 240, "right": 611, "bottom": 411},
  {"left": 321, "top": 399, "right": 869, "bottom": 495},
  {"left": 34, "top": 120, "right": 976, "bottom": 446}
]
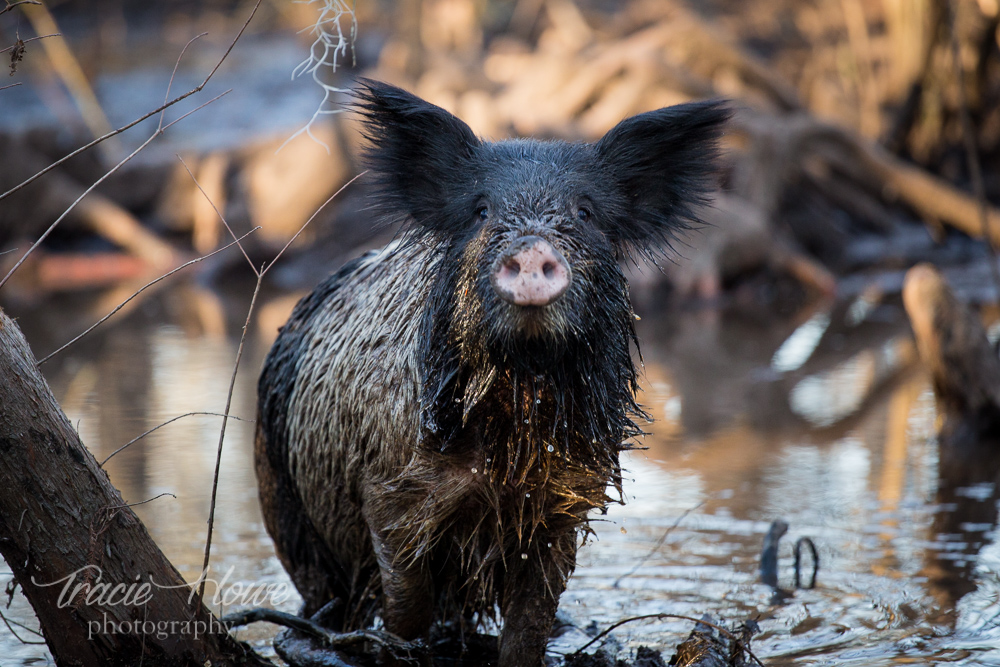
[{"left": 255, "top": 80, "right": 728, "bottom": 666}]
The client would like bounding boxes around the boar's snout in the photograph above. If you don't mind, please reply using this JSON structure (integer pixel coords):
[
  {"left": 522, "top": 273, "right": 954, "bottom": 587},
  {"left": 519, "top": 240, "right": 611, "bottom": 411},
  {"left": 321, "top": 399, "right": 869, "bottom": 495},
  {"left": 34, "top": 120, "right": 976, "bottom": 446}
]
[{"left": 490, "top": 236, "right": 571, "bottom": 307}]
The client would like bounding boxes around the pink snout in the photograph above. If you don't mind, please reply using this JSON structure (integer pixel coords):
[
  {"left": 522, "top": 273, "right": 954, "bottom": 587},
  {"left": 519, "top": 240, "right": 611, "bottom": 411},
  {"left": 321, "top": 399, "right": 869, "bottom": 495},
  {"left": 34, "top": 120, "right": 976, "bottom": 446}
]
[{"left": 490, "top": 236, "right": 571, "bottom": 306}]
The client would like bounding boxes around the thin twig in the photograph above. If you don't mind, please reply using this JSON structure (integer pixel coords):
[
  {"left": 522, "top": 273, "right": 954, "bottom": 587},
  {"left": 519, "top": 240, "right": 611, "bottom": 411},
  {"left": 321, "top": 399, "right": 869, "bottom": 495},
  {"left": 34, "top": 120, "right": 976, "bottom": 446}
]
[
  {"left": 0, "top": 609, "right": 46, "bottom": 645},
  {"left": 0, "top": 133, "right": 157, "bottom": 293},
  {"left": 115, "top": 493, "right": 177, "bottom": 510},
  {"left": 947, "top": 0, "right": 1000, "bottom": 305},
  {"left": 0, "top": 247, "right": 17, "bottom": 256},
  {"left": 0, "top": 0, "right": 40, "bottom": 18},
  {"left": 196, "top": 170, "right": 365, "bottom": 607},
  {"left": 281, "top": 0, "right": 357, "bottom": 154},
  {"left": 198, "top": 270, "right": 264, "bottom": 606},
  {"left": 613, "top": 502, "right": 703, "bottom": 588},
  {"left": 0, "top": 0, "right": 262, "bottom": 204},
  {"left": 36, "top": 229, "right": 259, "bottom": 366},
  {"left": 571, "top": 613, "right": 765, "bottom": 667},
  {"left": 261, "top": 170, "right": 368, "bottom": 277},
  {"left": 161, "top": 89, "right": 231, "bottom": 132},
  {"left": 0, "top": 611, "right": 43, "bottom": 639},
  {"left": 159, "top": 33, "right": 209, "bottom": 132},
  {"left": 0, "top": 87, "right": 233, "bottom": 294},
  {"left": 100, "top": 412, "right": 253, "bottom": 468},
  {"left": 221, "top": 607, "right": 424, "bottom": 655},
  {"left": 179, "top": 156, "right": 256, "bottom": 274},
  {"left": 0, "top": 33, "right": 59, "bottom": 55},
  {"left": 0, "top": 82, "right": 21, "bottom": 91}
]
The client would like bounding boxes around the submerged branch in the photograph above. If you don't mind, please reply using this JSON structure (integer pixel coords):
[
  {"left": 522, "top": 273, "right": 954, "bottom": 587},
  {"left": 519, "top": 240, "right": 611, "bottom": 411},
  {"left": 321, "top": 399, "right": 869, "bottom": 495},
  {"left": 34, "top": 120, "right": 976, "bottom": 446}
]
[{"left": 222, "top": 607, "right": 424, "bottom": 655}]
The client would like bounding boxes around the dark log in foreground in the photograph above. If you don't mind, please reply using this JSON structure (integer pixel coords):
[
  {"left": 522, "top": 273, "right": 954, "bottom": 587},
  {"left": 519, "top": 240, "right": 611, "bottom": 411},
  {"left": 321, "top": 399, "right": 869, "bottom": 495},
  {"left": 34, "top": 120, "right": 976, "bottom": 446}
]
[
  {"left": 902, "top": 263, "right": 1000, "bottom": 432},
  {"left": 226, "top": 606, "right": 764, "bottom": 667},
  {"left": 0, "top": 307, "right": 268, "bottom": 666}
]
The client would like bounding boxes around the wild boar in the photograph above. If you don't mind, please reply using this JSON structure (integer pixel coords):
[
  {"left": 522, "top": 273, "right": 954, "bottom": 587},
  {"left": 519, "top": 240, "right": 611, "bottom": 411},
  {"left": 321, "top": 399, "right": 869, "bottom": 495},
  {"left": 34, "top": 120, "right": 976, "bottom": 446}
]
[{"left": 255, "top": 79, "right": 728, "bottom": 666}]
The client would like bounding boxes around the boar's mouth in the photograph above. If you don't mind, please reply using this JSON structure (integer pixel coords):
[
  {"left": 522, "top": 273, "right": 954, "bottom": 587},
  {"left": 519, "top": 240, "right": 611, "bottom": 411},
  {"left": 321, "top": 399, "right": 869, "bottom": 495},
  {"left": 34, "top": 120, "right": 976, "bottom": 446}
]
[{"left": 502, "top": 306, "right": 570, "bottom": 343}]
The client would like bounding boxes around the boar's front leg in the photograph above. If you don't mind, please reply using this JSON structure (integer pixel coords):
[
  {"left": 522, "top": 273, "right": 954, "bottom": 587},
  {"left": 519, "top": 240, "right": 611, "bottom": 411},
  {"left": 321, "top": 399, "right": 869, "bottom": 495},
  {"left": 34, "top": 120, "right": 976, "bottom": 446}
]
[
  {"left": 498, "top": 531, "right": 577, "bottom": 667},
  {"left": 367, "top": 525, "right": 435, "bottom": 641}
]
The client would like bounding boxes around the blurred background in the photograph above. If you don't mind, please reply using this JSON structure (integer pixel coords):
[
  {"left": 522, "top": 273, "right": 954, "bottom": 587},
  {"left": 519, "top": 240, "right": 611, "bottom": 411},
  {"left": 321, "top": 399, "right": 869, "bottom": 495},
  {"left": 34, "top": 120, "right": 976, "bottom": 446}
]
[{"left": 3, "top": 0, "right": 1000, "bottom": 664}]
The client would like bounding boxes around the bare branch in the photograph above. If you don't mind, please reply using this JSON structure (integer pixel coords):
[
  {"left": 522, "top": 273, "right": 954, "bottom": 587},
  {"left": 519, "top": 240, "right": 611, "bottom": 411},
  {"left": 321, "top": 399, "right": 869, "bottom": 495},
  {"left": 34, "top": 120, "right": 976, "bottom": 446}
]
[
  {"left": 261, "top": 170, "right": 368, "bottom": 277},
  {"left": 0, "top": 33, "right": 59, "bottom": 55},
  {"left": 0, "top": 609, "right": 45, "bottom": 645},
  {"left": 0, "top": 134, "right": 156, "bottom": 292},
  {"left": 612, "top": 501, "right": 703, "bottom": 587},
  {"left": 198, "top": 271, "right": 264, "bottom": 605},
  {"left": 0, "top": 87, "right": 232, "bottom": 294},
  {"left": 179, "top": 156, "right": 256, "bottom": 275},
  {"left": 36, "top": 228, "right": 260, "bottom": 366},
  {"left": 159, "top": 32, "right": 208, "bottom": 132},
  {"left": 0, "top": 610, "right": 43, "bottom": 638},
  {"left": 281, "top": 0, "right": 357, "bottom": 154},
  {"left": 221, "top": 607, "right": 424, "bottom": 655},
  {"left": 0, "top": 1, "right": 40, "bottom": 18},
  {"left": 198, "top": 168, "right": 364, "bottom": 605},
  {"left": 161, "top": 89, "right": 231, "bottom": 131},
  {"left": 100, "top": 412, "right": 253, "bottom": 468},
  {"left": 0, "top": 0, "right": 263, "bottom": 204},
  {"left": 112, "top": 493, "right": 177, "bottom": 510},
  {"left": 0, "top": 82, "right": 21, "bottom": 91}
]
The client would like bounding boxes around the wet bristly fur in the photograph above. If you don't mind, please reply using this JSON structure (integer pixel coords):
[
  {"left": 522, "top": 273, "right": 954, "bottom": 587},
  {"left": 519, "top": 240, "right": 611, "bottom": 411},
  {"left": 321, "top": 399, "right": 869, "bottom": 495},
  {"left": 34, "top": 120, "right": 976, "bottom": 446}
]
[{"left": 255, "top": 80, "right": 729, "bottom": 665}]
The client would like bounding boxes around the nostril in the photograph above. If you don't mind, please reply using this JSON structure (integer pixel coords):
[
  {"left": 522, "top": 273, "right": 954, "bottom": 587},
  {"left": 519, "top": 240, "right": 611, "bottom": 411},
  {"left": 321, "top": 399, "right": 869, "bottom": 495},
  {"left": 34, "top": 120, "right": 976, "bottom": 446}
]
[
  {"left": 503, "top": 260, "right": 521, "bottom": 278},
  {"left": 542, "top": 262, "right": 556, "bottom": 278}
]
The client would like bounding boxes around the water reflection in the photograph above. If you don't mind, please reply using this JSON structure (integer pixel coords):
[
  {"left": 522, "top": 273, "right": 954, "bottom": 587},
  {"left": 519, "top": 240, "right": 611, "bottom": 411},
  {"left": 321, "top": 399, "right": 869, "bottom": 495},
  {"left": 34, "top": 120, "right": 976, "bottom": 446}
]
[
  {"left": 2, "top": 283, "right": 1000, "bottom": 664},
  {"left": 923, "top": 427, "right": 1000, "bottom": 622}
]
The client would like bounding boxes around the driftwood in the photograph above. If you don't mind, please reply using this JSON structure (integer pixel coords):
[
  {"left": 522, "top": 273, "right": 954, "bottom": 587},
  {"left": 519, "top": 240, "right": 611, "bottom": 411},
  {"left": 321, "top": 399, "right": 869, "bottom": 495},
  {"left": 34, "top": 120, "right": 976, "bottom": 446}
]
[
  {"left": 731, "top": 110, "right": 1000, "bottom": 249},
  {"left": 902, "top": 263, "right": 1000, "bottom": 428},
  {"left": 901, "top": 264, "right": 1000, "bottom": 614},
  {"left": 0, "top": 133, "right": 177, "bottom": 268},
  {"left": 0, "top": 307, "right": 268, "bottom": 666}
]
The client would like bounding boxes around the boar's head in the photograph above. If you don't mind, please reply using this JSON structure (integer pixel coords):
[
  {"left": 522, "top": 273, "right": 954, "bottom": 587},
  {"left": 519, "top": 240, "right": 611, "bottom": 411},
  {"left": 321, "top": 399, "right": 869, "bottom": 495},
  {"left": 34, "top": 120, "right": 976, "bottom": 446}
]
[{"left": 353, "top": 79, "right": 728, "bottom": 463}]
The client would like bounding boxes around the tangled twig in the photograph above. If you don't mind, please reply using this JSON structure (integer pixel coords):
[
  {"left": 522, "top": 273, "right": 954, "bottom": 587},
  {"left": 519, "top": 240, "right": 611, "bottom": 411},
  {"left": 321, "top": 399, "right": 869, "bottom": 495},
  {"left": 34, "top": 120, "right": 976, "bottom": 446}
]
[
  {"left": 282, "top": 0, "right": 357, "bottom": 153},
  {"left": 571, "top": 613, "right": 765, "bottom": 667},
  {"left": 222, "top": 607, "right": 424, "bottom": 657}
]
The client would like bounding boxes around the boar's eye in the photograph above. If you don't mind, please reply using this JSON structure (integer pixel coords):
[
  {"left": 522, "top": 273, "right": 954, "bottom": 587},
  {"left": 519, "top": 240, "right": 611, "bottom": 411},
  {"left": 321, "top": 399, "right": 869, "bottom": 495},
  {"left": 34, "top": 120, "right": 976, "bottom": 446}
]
[
  {"left": 477, "top": 206, "right": 489, "bottom": 221},
  {"left": 577, "top": 207, "right": 591, "bottom": 222}
]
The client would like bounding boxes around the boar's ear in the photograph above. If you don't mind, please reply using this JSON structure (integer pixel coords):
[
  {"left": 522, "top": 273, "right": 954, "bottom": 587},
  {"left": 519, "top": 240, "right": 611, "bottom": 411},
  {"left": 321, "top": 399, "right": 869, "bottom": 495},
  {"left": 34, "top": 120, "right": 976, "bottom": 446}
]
[
  {"left": 353, "top": 79, "right": 481, "bottom": 237},
  {"left": 594, "top": 100, "right": 730, "bottom": 259}
]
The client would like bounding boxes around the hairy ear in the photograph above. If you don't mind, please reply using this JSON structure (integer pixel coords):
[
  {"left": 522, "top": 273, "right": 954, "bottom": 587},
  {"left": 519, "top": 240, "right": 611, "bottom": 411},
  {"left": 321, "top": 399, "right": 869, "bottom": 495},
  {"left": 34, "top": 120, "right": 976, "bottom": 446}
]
[
  {"left": 352, "top": 79, "right": 481, "bottom": 237},
  {"left": 594, "top": 100, "right": 730, "bottom": 259}
]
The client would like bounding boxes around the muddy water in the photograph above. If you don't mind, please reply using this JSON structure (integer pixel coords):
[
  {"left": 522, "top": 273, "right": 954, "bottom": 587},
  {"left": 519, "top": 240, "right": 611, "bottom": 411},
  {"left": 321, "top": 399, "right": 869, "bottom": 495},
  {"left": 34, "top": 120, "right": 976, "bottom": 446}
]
[{"left": 2, "top": 285, "right": 1000, "bottom": 665}]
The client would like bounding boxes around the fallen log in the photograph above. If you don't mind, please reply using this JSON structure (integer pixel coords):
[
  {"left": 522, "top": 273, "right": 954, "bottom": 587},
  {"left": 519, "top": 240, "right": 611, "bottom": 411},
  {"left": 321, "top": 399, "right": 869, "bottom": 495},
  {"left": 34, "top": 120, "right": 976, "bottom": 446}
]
[
  {"left": 902, "top": 263, "right": 1000, "bottom": 429},
  {"left": 0, "top": 132, "right": 177, "bottom": 269},
  {"left": 0, "top": 307, "right": 268, "bottom": 666},
  {"left": 902, "top": 264, "right": 1000, "bottom": 613},
  {"left": 732, "top": 111, "right": 1000, "bottom": 249}
]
